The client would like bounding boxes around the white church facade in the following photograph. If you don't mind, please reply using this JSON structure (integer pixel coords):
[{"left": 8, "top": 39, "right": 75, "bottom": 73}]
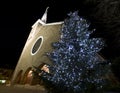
[{"left": 11, "top": 7, "right": 63, "bottom": 85}]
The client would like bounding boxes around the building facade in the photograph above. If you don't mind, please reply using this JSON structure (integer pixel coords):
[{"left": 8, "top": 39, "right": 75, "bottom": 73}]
[{"left": 11, "top": 8, "right": 63, "bottom": 85}]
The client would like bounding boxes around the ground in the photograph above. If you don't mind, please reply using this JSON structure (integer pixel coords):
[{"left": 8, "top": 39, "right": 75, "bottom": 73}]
[
  {"left": 0, "top": 84, "right": 119, "bottom": 93},
  {"left": 0, "top": 84, "right": 46, "bottom": 93}
]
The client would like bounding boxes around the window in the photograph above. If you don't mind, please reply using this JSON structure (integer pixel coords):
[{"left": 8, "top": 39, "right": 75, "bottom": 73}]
[{"left": 31, "top": 36, "right": 43, "bottom": 55}]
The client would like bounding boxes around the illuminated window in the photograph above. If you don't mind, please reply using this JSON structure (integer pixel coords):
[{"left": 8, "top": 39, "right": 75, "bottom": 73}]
[{"left": 31, "top": 36, "right": 43, "bottom": 55}]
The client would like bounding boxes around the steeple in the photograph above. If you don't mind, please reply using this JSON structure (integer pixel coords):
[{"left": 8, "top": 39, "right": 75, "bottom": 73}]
[{"left": 41, "top": 7, "right": 49, "bottom": 23}]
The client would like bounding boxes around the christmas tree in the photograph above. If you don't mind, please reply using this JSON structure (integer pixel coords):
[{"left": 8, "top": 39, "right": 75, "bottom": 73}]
[{"left": 36, "top": 11, "right": 110, "bottom": 93}]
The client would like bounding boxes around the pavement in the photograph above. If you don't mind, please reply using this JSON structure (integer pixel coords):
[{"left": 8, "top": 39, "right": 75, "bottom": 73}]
[
  {"left": 0, "top": 84, "right": 47, "bottom": 93},
  {"left": 0, "top": 84, "right": 119, "bottom": 93}
]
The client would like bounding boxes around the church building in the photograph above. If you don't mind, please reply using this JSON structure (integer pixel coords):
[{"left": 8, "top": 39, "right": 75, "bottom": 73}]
[
  {"left": 11, "top": 7, "right": 105, "bottom": 86},
  {"left": 11, "top": 7, "right": 63, "bottom": 85}
]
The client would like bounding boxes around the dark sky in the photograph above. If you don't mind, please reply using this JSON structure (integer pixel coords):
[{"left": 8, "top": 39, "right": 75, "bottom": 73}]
[
  {"left": 0, "top": 0, "right": 118, "bottom": 69},
  {"left": 0, "top": 0, "right": 78, "bottom": 69}
]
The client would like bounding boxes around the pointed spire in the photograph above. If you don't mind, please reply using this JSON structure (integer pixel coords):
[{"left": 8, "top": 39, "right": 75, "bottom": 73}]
[{"left": 41, "top": 7, "right": 49, "bottom": 23}]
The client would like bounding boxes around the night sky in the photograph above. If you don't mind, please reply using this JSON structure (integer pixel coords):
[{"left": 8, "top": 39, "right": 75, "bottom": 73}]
[
  {"left": 0, "top": 0, "right": 78, "bottom": 69},
  {"left": 0, "top": 0, "right": 119, "bottom": 69}
]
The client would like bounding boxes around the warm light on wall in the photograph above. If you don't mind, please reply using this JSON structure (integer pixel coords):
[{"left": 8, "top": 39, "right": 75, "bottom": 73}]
[{"left": 27, "top": 70, "right": 33, "bottom": 77}]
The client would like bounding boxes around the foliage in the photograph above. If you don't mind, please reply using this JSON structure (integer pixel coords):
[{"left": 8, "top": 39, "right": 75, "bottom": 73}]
[{"left": 35, "top": 11, "right": 111, "bottom": 93}]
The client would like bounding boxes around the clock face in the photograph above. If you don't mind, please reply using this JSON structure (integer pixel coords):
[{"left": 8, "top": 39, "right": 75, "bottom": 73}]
[{"left": 31, "top": 36, "right": 43, "bottom": 55}]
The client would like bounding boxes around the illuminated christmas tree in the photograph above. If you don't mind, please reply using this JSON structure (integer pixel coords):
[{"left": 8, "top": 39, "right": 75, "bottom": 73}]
[{"left": 38, "top": 11, "right": 110, "bottom": 93}]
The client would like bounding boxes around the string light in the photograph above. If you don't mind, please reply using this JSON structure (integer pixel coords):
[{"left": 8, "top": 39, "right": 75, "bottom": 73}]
[{"left": 41, "top": 11, "right": 110, "bottom": 93}]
